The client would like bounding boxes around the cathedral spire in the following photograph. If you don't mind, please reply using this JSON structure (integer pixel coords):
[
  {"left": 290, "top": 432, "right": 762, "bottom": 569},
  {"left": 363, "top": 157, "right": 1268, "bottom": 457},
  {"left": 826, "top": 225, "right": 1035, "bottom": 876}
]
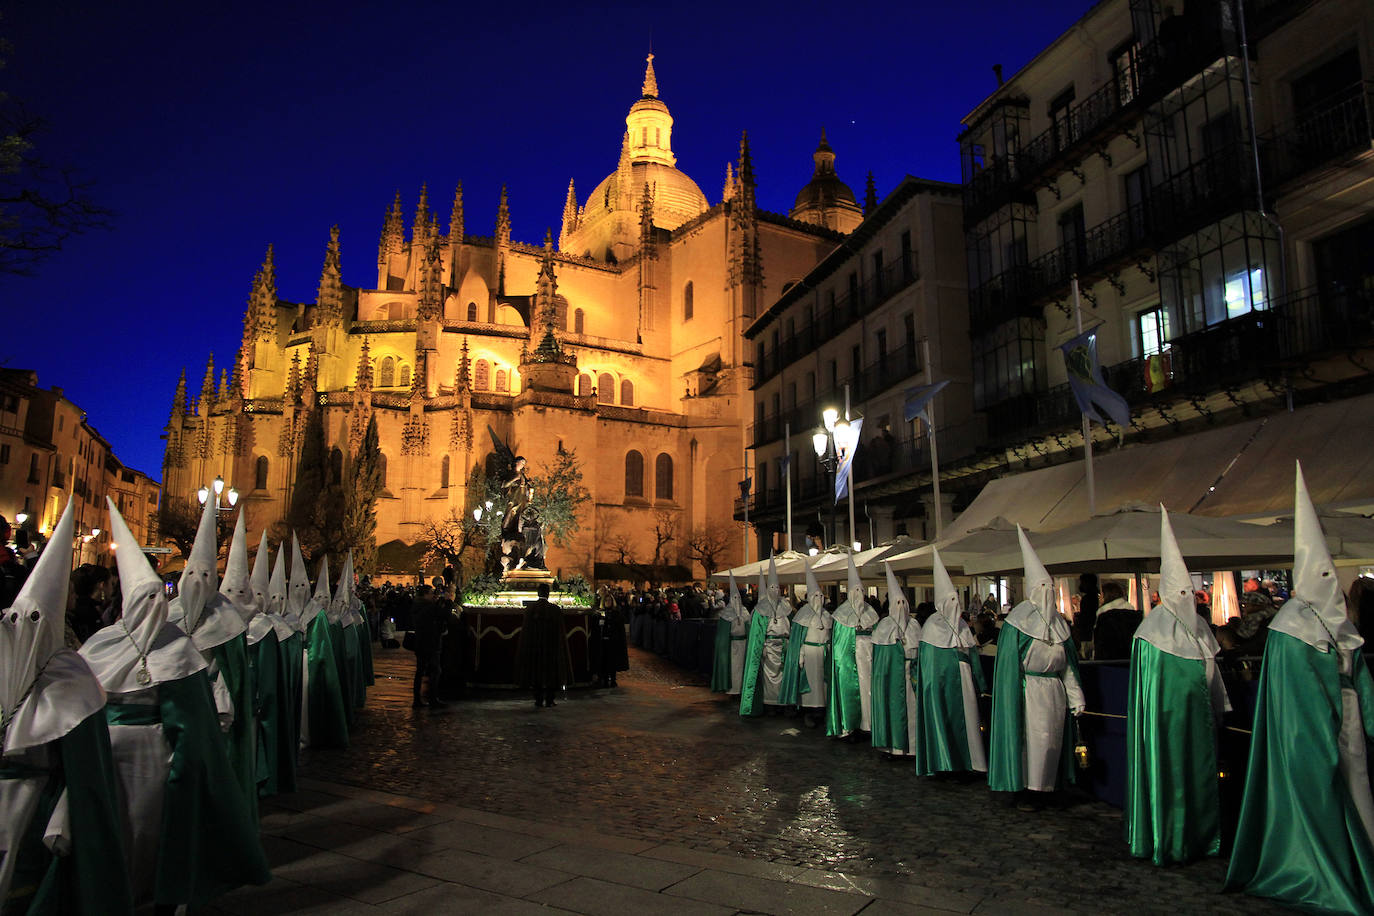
[
  {"left": 495, "top": 184, "right": 510, "bottom": 245},
  {"left": 355, "top": 338, "right": 373, "bottom": 392},
  {"left": 314, "top": 225, "right": 344, "bottom": 328},
  {"left": 169, "top": 368, "right": 187, "bottom": 424},
  {"left": 531, "top": 230, "right": 562, "bottom": 358},
  {"left": 287, "top": 350, "right": 301, "bottom": 407},
  {"left": 454, "top": 338, "right": 471, "bottom": 393},
  {"left": 448, "top": 182, "right": 464, "bottom": 246},
  {"left": 641, "top": 52, "right": 658, "bottom": 98},
  {"left": 412, "top": 183, "right": 430, "bottom": 245},
  {"left": 244, "top": 244, "right": 277, "bottom": 346},
  {"left": 416, "top": 225, "right": 444, "bottom": 323},
  {"left": 639, "top": 181, "right": 656, "bottom": 255},
  {"left": 722, "top": 162, "right": 735, "bottom": 202},
  {"left": 199, "top": 354, "right": 215, "bottom": 415},
  {"left": 864, "top": 171, "right": 878, "bottom": 216},
  {"left": 559, "top": 179, "right": 578, "bottom": 249},
  {"left": 217, "top": 369, "right": 229, "bottom": 402},
  {"left": 378, "top": 191, "right": 403, "bottom": 267},
  {"left": 737, "top": 130, "right": 756, "bottom": 201}
]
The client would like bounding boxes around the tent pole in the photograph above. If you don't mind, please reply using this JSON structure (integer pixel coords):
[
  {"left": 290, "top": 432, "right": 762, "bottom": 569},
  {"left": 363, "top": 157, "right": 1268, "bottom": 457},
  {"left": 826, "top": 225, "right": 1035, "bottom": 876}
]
[{"left": 1073, "top": 276, "right": 1097, "bottom": 517}]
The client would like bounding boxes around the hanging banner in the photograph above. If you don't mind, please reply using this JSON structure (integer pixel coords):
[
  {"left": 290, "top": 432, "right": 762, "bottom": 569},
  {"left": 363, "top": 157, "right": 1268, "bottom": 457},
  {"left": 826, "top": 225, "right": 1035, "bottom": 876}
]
[
  {"left": 1060, "top": 329, "right": 1131, "bottom": 429},
  {"left": 834, "top": 417, "right": 864, "bottom": 503}
]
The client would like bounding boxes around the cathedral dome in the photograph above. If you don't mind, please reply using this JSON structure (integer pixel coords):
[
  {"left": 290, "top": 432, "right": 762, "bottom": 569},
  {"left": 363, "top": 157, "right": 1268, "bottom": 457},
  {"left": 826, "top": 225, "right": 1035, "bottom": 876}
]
[
  {"left": 790, "top": 129, "right": 862, "bottom": 232},
  {"left": 584, "top": 162, "right": 709, "bottom": 231}
]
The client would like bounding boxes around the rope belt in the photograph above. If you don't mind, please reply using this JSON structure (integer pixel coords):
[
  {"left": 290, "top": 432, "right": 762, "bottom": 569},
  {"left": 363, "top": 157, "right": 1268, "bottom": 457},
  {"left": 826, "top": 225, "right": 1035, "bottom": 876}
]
[
  {"left": 1024, "top": 670, "right": 1063, "bottom": 679},
  {"left": 105, "top": 702, "right": 162, "bottom": 727},
  {"left": 803, "top": 640, "right": 828, "bottom": 647}
]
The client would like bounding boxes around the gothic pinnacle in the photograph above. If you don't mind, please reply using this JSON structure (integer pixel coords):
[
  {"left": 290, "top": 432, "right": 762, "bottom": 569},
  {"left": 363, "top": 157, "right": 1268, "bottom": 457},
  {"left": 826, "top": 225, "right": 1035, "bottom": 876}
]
[
  {"left": 413, "top": 183, "right": 430, "bottom": 243},
  {"left": 379, "top": 191, "right": 404, "bottom": 265},
  {"left": 449, "top": 181, "right": 464, "bottom": 244},
  {"left": 355, "top": 337, "right": 373, "bottom": 391},
  {"left": 864, "top": 170, "right": 878, "bottom": 215},
  {"left": 170, "top": 368, "right": 187, "bottom": 422},
  {"left": 315, "top": 225, "right": 343, "bottom": 326},
  {"left": 495, "top": 184, "right": 511, "bottom": 240},
  {"left": 641, "top": 52, "right": 658, "bottom": 98}
]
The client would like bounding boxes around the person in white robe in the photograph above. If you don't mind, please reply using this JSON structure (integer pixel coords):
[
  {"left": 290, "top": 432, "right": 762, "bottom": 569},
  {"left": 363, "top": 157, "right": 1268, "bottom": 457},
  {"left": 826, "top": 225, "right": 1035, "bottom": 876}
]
[
  {"left": 739, "top": 558, "right": 791, "bottom": 716},
  {"left": 826, "top": 555, "right": 879, "bottom": 738},
  {"left": 914, "top": 547, "right": 987, "bottom": 776}
]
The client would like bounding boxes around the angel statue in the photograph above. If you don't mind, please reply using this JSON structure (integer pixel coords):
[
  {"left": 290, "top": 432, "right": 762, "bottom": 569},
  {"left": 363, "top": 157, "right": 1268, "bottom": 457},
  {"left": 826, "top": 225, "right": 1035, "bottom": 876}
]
[{"left": 489, "top": 427, "right": 546, "bottom": 572}]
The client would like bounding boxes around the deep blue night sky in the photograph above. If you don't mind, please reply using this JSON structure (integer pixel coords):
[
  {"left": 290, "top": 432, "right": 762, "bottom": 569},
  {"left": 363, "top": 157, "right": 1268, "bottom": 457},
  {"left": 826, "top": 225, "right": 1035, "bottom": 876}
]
[{"left": 2, "top": 0, "right": 1089, "bottom": 478}]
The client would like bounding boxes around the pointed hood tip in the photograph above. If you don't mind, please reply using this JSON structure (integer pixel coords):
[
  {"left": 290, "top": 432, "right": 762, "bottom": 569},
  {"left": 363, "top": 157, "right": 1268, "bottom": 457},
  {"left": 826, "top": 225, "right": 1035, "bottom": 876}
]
[{"left": 883, "top": 562, "right": 909, "bottom": 620}]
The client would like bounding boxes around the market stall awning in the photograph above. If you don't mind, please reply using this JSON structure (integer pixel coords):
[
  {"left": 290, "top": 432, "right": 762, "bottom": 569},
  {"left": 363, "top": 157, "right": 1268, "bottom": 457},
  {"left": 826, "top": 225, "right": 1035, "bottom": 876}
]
[
  {"left": 1258, "top": 510, "right": 1374, "bottom": 567},
  {"left": 880, "top": 518, "right": 1022, "bottom": 576}
]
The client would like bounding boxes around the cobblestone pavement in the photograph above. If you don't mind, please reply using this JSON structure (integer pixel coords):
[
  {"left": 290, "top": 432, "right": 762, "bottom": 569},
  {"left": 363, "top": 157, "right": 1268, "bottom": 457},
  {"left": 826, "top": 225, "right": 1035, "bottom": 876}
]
[{"left": 262, "top": 644, "right": 1296, "bottom": 915}]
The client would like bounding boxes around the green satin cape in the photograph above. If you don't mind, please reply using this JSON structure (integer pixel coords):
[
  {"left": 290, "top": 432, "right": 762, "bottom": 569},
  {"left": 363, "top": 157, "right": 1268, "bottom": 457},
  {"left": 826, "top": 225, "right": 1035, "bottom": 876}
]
[
  {"left": 1225, "top": 630, "right": 1374, "bottom": 914},
  {"left": 738, "top": 610, "right": 770, "bottom": 717},
  {"left": 357, "top": 621, "right": 375, "bottom": 686},
  {"left": 251, "top": 631, "right": 287, "bottom": 796},
  {"left": 988, "top": 627, "right": 1078, "bottom": 793},
  {"left": 826, "top": 621, "right": 862, "bottom": 737},
  {"left": 2, "top": 711, "right": 134, "bottom": 916},
  {"left": 212, "top": 634, "right": 258, "bottom": 823},
  {"left": 869, "top": 642, "right": 911, "bottom": 752},
  {"left": 275, "top": 632, "right": 302, "bottom": 793},
  {"left": 327, "top": 621, "right": 359, "bottom": 724},
  {"left": 711, "top": 617, "right": 733, "bottom": 693},
  {"left": 914, "top": 642, "right": 982, "bottom": 776},
  {"left": 305, "top": 611, "right": 350, "bottom": 749},
  {"left": 777, "top": 623, "right": 810, "bottom": 706},
  {"left": 1125, "top": 639, "right": 1220, "bottom": 865}
]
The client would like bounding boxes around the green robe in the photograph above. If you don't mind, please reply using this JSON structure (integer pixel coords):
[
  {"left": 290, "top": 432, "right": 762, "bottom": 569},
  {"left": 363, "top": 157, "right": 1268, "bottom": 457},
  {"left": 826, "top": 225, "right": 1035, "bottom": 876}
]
[
  {"left": 344, "top": 623, "right": 365, "bottom": 709},
  {"left": 869, "top": 642, "right": 912, "bottom": 753},
  {"left": 711, "top": 617, "right": 733, "bottom": 693},
  {"left": 356, "top": 621, "right": 375, "bottom": 686},
  {"left": 211, "top": 634, "right": 257, "bottom": 823},
  {"left": 738, "top": 610, "right": 770, "bottom": 717},
  {"left": 1225, "top": 630, "right": 1374, "bottom": 914},
  {"left": 988, "top": 627, "right": 1079, "bottom": 793},
  {"left": 304, "top": 611, "right": 349, "bottom": 749},
  {"left": 1125, "top": 639, "right": 1221, "bottom": 865},
  {"left": 826, "top": 620, "right": 861, "bottom": 736},
  {"left": 251, "top": 632, "right": 289, "bottom": 797},
  {"left": 106, "top": 671, "right": 271, "bottom": 907},
  {"left": 2, "top": 711, "right": 134, "bottom": 916},
  {"left": 274, "top": 632, "right": 302, "bottom": 794},
  {"left": 914, "top": 642, "right": 986, "bottom": 776},
  {"left": 777, "top": 623, "right": 810, "bottom": 706},
  {"left": 327, "top": 621, "right": 359, "bottom": 724}
]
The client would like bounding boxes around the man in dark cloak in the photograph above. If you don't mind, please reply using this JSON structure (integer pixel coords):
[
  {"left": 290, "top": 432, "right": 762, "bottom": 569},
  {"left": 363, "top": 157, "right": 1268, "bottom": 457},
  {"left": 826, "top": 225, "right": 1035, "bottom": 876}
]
[
  {"left": 590, "top": 588, "right": 629, "bottom": 687},
  {"left": 517, "top": 584, "right": 572, "bottom": 707}
]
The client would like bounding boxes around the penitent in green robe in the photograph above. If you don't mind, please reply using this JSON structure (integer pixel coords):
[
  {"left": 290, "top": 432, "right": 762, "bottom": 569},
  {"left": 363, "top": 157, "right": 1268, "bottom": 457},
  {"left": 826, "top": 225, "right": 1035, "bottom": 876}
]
[
  {"left": 777, "top": 623, "right": 810, "bottom": 707},
  {"left": 2, "top": 711, "right": 134, "bottom": 916},
  {"left": 1125, "top": 639, "right": 1221, "bottom": 866},
  {"left": 274, "top": 632, "right": 302, "bottom": 793},
  {"left": 738, "top": 610, "right": 770, "bottom": 717},
  {"left": 305, "top": 612, "right": 350, "bottom": 749},
  {"left": 105, "top": 671, "right": 270, "bottom": 908},
  {"left": 326, "top": 621, "right": 359, "bottom": 724},
  {"left": 914, "top": 642, "right": 986, "bottom": 776},
  {"left": 869, "top": 641, "right": 912, "bottom": 753},
  {"left": 1225, "top": 630, "right": 1374, "bottom": 914},
  {"left": 826, "top": 621, "right": 861, "bottom": 736},
  {"left": 250, "top": 632, "right": 288, "bottom": 796},
  {"left": 356, "top": 621, "right": 375, "bottom": 687},
  {"left": 988, "top": 627, "right": 1079, "bottom": 793},
  {"left": 211, "top": 634, "right": 257, "bottom": 823},
  {"left": 711, "top": 617, "right": 733, "bottom": 693}
]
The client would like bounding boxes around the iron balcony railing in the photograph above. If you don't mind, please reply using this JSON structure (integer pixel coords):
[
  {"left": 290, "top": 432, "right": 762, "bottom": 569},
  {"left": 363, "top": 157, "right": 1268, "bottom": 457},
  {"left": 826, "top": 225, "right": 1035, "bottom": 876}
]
[
  {"left": 1264, "top": 81, "right": 1373, "bottom": 189},
  {"left": 979, "top": 286, "right": 1374, "bottom": 447},
  {"left": 754, "top": 253, "right": 919, "bottom": 387}
]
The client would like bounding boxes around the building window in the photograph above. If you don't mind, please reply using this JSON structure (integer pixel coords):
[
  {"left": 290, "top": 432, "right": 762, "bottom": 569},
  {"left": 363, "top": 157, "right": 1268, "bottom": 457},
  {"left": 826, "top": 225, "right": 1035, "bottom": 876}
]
[
  {"left": 1112, "top": 39, "right": 1140, "bottom": 107},
  {"left": 1133, "top": 305, "right": 1170, "bottom": 357},
  {"left": 440, "top": 455, "right": 450, "bottom": 489},
  {"left": 466, "top": 302, "right": 478, "bottom": 321},
  {"left": 625, "top": 450, "right": 644, "bottom": 498},
  {"left": 655, "top": 453, "right": 673, "bottom": 500},
  {"left": 495, "top": 369, "right": 508, "bottom": 392},
  {"left": 0, "top": 444, "right": 8, "bottom": 465},
  {"left": 378, "top": 452, "right": 388, "bottom": 489},
  {"left": 329, "top": 448, "right": 343, "bottom": 485},
  {"left": 475, "top": 360, "right": 490, "bottom": 390},
  {"left": 1050, "top": 87, "right": 1076, "bottom": 151},
  {"left": 255, "top": 455, "right": 269, "bottom": 490},
  {"left": 58, "top": 415, "right": 64, "bottom": 432},
  {"left": 574, "top": 308, "right": 585, "bottom": 334},
  {"left": 1224, "top": 267, "right": 1267, "bottom": 319},
  {"left": 598, "top": 373, "right": 614, "bottom": 404},
  {"left": 620, "top": 379, "right": 634, "bottom": 406},
  {"left": 1058, "top": 204, "right": 1086, "bottom": 272},
  {"left": 555, "top": 298, "right": 568, "bottom": 331},
  {"left": 399, "top": 364, "right": 411, "bottom": 388},
  {"left": 876, "top": 329, "right": 888, "bottom": 373},
  {"left": 683, "top": 281, "right": 694, "bottom": 321},
  {"left": 576, "top": 372, "right": 592, "bottom": 397},
  {"left": 379, "top": 357, "right": 395, "bottom": 387}
]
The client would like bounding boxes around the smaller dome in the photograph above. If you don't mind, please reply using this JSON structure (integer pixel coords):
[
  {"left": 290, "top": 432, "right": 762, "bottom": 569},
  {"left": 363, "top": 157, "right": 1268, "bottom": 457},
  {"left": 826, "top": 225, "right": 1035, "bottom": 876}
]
[{"left": 790, "top": 129, "right": 862, "bottom": 232}]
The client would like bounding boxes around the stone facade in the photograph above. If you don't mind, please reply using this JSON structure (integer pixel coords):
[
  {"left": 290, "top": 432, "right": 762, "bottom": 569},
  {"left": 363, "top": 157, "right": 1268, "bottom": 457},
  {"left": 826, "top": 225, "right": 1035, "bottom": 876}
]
[{"left": 162, "top": 57, "right": 848, "bottom": 580}]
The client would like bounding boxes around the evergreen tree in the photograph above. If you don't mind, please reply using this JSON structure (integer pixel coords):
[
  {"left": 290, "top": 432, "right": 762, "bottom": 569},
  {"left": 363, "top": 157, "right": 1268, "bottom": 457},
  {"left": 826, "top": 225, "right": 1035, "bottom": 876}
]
[
  {"left": 283, "top": 409, "right": 347, "bottom": 560},
  {"left": 343, "top": 414, "right": 382, "bottom": 574}
]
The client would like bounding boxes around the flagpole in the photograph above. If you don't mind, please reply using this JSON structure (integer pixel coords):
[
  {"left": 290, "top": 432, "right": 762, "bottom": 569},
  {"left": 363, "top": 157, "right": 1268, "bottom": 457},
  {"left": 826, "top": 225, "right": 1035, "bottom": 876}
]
[
  {"left": 845, "top": 384, "right": 855, "bottom": 550},
  {"left": 921, "top": 337, "right": 944, "bottom": 541},
  {"left": 784, "top": 422, "right": 793, "bottom": 553},
  {"left": 1072, "top": 275, "right": 1097, "bottom": 517},
  {"left": 742, "top": 434, "right": 751, "bottom": 566}
]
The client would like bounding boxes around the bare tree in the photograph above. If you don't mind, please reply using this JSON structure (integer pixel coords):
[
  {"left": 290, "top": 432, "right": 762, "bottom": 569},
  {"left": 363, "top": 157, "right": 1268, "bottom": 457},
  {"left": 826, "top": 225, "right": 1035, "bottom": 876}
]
[
  {"left": 418, "top": 509, "right": 485, "bottom": 587},
  {"left": 151, "top": 496, "right": 232, "bottom": 559},
  {"left": 651, "top": 509, "right": 678, "bottom": 566},
  {"left": 601, "top": 524, "right": 637, "bottom": 564},
  {"left": 685, "top": 525, "right": 732, "bottom": 578}
]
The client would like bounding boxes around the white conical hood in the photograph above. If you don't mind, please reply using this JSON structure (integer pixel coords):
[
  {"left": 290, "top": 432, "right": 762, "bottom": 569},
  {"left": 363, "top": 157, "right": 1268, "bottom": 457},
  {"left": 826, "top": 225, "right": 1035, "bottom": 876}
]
[
  {"left": 309, "top": 554, "right": 335, "bottom": 624},
  {"left": 847, "top": 554, "right": 863, "bottom": 605},
  {"left": 1271, "top": 462, "right": 1362, "bottom": 652},
  {"left": 1005, "top": 526, "right": 1070, "bottom": 643},
  {"left": 884, "top": 562, "right": 910, "bottom": 625},
  {"left": 250, "top": 531, "right": 270, "bottom": 609},
  {"left": 725, "top": 572, "right": 744, "bottom": 620},
  {"left": 793, "top": 557, "right": 829, "bottom": 629},
  {"left": 174, "top": 490, "right": 220, "bottom": 633},
  {"left": 80, "top": 498, "right": 206, "bottom": 692},
  {"left": 219, "top": 511, "right": 256, "bottom": 624},
  {"left": 267, "top": 545, "right": 288, "bottom": 617},
  {"left": 2, "top": 500, "right": 104, "bottom": 753},
  {"left": 766, "top": 555, "right": 781, "bottom": 604},
  {"left": 334, "top": 551, "right": 362, "bottom": 626},
  {"left": 921, "top": 546, "right": 975, "bottom": 649},
  {"left": 286, "top": 532, "right": 311, "bottom": 631},
  {"left": 2, "top": 499, "right": 77, "bottom": 729},
  {"left": 1135, "top": 507, "right": 1220, "bottom": 659},
  {"left": 833, "top": 553, "right": 876, "bottom": 628},
  {"left": 755, "top": 564, "right": 769, "bottom": 615},
  {"left": 805, "top": 560, "right": 825, "bottom": 613}
]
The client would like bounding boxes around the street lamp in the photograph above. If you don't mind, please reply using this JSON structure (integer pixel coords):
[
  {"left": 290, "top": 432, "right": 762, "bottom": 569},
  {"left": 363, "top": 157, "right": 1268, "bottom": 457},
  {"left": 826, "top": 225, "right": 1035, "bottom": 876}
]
[
  {"left": 213, "top": 476, "right": 225, "bottom": 497},
  {"left": 473, "top": 507, "right": 483, "bottom": 522},
  {"left": 197, "top": 485, "right": 210, "bottom": 506}
]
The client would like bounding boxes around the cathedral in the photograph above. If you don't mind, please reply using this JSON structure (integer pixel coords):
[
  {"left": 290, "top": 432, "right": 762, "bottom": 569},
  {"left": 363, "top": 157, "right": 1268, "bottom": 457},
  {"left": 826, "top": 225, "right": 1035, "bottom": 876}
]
[{"left": 161, "top": 55, "right": 864, "bottom": 580}]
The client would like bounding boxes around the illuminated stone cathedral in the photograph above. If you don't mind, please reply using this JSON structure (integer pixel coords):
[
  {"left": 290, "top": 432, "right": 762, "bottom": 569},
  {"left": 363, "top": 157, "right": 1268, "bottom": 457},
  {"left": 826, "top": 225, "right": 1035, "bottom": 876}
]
[{"left": 161, "top": 55, "right": 863, "bottom": 578}]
